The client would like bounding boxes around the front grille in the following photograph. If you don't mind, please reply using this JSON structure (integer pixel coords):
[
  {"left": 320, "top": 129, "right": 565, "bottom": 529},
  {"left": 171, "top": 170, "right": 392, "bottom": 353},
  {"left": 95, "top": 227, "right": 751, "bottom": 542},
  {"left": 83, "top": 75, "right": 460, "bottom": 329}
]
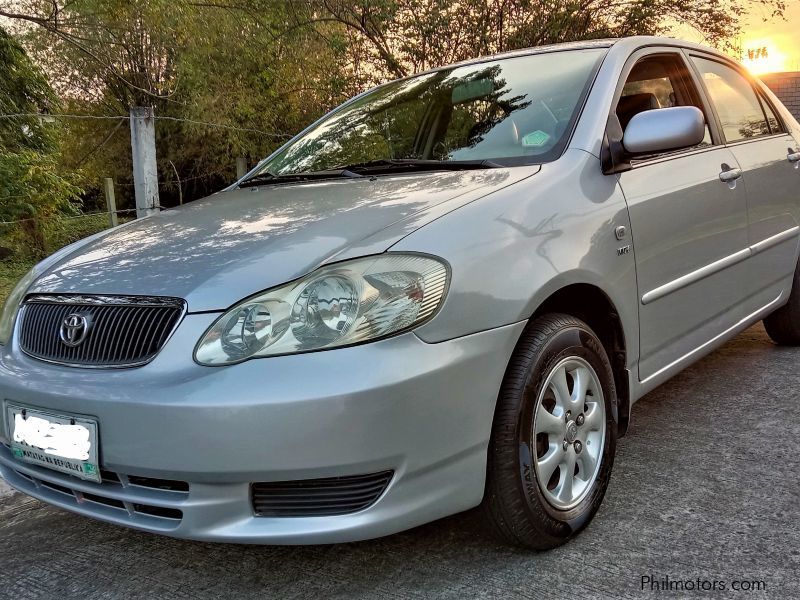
[
  {"left": 18, "top": 295, "right": 185, "bottom": 368},
  {"left": 252, "top": 471, "right": 394, "bottom": 517},
  {"left": 32, "top": 472, "right": 185, "bottom": 522},
  {"left": 127, "top": 475, "right": 190, "bottom": 492}
]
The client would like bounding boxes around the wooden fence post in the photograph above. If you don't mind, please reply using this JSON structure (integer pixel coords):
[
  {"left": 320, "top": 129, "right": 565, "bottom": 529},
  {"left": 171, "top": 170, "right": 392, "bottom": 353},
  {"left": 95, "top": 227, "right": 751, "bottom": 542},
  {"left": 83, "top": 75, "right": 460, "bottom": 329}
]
[
  {"left": 104, "top": 178, "right": 118, "bottom": 228},
  {"left": 236, "top": 157, "right": 248, "bottom": 180}
]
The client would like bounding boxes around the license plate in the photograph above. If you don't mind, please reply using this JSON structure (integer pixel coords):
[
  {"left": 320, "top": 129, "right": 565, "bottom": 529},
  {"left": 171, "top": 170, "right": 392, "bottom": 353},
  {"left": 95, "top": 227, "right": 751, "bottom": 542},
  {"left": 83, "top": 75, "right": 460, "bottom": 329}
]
[{"left": 6, "top": 403, "right": 100, "bottom": 483}]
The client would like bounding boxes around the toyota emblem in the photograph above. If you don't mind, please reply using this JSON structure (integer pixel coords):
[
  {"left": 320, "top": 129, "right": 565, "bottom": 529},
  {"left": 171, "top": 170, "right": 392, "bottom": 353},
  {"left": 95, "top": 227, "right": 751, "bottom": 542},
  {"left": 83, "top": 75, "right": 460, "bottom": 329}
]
[{"left": 59, "top": 313, "right": 91, "bottom": 347}]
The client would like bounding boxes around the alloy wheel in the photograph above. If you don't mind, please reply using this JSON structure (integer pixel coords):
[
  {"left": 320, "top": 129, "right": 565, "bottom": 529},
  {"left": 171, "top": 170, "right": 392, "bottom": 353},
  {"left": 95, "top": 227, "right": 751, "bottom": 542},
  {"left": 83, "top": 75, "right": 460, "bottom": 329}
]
[{"left": 532, "top": 356, "right": 606, "bottom": 510}]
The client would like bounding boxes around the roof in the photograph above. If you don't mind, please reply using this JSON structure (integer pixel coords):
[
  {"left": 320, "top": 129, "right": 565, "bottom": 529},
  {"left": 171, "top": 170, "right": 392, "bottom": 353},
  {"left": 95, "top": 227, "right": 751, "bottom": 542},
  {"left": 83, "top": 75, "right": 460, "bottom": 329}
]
[
  {"left": 439, "top": 36, "right": 729, "bottom": 72},
  {"left": 446, "top": 38, "right": 617, "bottom": 68}
]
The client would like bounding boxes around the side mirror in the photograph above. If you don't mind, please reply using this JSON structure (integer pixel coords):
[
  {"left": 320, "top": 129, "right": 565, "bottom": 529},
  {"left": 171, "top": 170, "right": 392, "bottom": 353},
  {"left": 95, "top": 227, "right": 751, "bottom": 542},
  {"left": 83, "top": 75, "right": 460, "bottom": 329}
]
[{"left": 622, "top": 106, "right": 705, "bottom": 155}]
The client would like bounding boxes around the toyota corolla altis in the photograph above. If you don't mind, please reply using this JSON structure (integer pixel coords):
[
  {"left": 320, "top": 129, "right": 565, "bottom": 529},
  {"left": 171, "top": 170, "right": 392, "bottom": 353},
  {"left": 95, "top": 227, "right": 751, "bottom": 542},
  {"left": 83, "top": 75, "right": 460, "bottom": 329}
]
[{"left": 1, "top": 36, "right": 799, "bottom": 549}]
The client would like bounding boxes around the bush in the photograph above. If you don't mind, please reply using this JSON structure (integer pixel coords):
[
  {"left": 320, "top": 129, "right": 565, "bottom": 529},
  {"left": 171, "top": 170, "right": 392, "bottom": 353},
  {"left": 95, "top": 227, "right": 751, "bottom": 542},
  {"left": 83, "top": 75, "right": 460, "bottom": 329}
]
[
  {"left": 42, "top": 213, "right": 113, "bottom": 252},
  {"left": 0, "top": 27, "right": 83, "bottom": 258}
]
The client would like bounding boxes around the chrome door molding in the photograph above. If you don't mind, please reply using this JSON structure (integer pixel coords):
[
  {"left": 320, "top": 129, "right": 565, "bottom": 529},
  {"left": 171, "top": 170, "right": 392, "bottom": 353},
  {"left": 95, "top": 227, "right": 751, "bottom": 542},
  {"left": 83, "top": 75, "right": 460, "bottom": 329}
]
[
  {"left": 750, "top": 225, "right": 800, "bottom": 254},
  {"left": 724, "top": 133, "right": 789, "bottom": 149},
  {"left": 641, "top": 226, "right": 800, "bottom": 305},
  {"left": 639, "top": 291, "right": 785, "bottom": 387},
  {"left": 641, "top": 248, "right": 750, "bottom": 305}
]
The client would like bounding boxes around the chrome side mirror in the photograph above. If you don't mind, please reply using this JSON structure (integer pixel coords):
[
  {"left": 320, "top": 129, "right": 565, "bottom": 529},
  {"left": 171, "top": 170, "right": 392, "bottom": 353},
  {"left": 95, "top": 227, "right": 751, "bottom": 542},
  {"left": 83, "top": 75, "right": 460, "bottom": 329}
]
[{"left": 622, "top": 106, "right": 706, "bottom": 155}]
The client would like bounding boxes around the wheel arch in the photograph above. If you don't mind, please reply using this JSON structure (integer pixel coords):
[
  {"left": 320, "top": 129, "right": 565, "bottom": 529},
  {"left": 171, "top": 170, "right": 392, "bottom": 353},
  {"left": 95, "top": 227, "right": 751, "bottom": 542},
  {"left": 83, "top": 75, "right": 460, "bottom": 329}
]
[{"left": 527, "top": 282, "right": 631, "bottom": 437}]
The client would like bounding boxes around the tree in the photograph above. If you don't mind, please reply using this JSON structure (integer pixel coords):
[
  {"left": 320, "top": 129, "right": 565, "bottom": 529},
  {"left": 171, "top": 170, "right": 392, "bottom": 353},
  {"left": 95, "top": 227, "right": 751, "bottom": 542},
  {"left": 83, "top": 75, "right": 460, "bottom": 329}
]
[
  {"left": 295, "top": 0, "right": 786, "bottom": 81},
  {"left": 0, "top": 0, "right": 786, "bottom": 217},
  {"left": 0, "top": 26, "right": 81, "bottom": 256},
  {"left": 1, "top": 0, "right": 353, "bottom": 209}
]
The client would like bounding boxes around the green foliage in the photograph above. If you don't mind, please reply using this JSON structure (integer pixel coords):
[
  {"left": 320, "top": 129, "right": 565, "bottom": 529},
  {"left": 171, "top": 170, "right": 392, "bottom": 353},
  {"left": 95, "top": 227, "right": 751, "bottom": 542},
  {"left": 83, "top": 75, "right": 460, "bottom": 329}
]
[
  {"left": 0, "top": 26, "right": 82, "bottom": 258},
  {"left": 39, "top": 213, "right": 113, "bottom": 254},
  {"left": 0, "top": 0, "right": 785, "bottom": 222},
  {"left": 0, "top": 27, "right": 56, "bottom": 153},
  {"left": 0, "top": 212, "right": 113, "bottom": 308},
  {"left": 0, "top": 149, "right": 82, "bottom": 253},
  {"left": 5, "top": 1, "right": 355, "bottom": 211}
]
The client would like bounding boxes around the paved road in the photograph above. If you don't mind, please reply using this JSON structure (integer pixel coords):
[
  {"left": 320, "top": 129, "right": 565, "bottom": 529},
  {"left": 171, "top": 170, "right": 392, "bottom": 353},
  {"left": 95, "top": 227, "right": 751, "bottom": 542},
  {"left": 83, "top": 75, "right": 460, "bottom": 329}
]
[{"left": 0, "top": 324, "right": 798, "bottom": 599}]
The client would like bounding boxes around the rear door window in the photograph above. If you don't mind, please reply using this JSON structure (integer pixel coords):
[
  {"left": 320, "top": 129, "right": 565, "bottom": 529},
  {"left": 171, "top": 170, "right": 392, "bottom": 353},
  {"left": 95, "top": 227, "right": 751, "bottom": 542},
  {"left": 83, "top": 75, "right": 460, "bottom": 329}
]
[
  {"left": 690, "top": 56, "right": 771, "bottom": 143},
  {"left": 759, "top": 96, "right": 784, "bottom": 134}
]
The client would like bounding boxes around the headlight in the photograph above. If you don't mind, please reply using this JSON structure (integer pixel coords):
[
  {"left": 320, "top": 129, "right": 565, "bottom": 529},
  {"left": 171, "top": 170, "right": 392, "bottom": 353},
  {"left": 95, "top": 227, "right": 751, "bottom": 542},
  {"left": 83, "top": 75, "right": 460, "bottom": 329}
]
[
  {"left": 0, "top": 267, "right": 39, "bottom": 345},
  {"left": 195, "top": 254, "right": 449, "bottom": 365}
]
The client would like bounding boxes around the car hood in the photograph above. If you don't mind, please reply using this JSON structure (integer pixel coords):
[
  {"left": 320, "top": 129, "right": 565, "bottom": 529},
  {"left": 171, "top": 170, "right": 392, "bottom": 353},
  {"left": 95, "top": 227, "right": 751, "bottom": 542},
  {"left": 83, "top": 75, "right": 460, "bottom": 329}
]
[{"left": 31, "top": 167, "right": 538, "bottom": 312}]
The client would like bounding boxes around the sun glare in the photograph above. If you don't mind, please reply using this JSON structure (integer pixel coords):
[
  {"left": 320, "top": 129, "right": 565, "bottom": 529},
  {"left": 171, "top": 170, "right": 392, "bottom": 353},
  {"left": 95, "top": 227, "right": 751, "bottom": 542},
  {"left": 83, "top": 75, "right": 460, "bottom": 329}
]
[{"left": 740, "top": 40, "right": 788, "bottom": 75}]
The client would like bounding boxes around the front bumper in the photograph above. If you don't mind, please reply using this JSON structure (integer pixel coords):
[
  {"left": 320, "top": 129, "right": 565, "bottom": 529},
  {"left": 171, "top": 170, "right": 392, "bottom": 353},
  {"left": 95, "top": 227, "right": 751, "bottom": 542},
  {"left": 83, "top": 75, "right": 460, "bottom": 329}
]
[{"left": 0, "top": 314, "right": 524, "bottom": 544}]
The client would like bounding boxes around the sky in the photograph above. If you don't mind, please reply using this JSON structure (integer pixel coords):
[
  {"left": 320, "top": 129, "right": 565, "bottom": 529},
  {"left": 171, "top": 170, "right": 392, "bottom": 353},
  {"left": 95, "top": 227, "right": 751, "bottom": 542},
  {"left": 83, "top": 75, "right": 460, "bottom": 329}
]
[
  {"left": 672, "top": 1, "right": 800, "bottom": 75},
  {"left": 738, "top": 1, "right": 800, "bottom": 74}
]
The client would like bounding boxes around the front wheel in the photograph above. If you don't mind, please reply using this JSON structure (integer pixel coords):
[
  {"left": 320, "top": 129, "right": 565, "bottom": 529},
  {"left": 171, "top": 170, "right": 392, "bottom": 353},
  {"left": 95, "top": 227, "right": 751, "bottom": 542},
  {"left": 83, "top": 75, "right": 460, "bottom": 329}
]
[{"left": 482, "top": 313, "right": 618, "bottom": 549}]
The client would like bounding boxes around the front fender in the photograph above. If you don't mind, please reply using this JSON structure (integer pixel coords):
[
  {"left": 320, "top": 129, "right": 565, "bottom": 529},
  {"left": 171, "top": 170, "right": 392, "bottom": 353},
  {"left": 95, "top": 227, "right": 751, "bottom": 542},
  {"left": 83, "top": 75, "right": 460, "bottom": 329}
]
[{"left": 393, "top": 149, "right": 639, "bottom": 372}]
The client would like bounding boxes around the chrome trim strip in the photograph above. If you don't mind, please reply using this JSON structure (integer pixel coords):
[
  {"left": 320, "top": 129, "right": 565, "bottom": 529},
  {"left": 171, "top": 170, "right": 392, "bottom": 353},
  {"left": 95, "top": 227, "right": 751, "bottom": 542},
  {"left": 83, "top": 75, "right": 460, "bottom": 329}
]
[
  {"left": 24, "top": 294, "right": 185, "bottom": 309},
  {"left": 640, "top": 292, "right": 785, "bottom": 385},
  {"left": 750, "top": 225, "right": 800, "bottom": 255},
  {"left": 723, "top": 133, "right": 790, "bottom": 149},
  {"left": 641, "top": 226, "right": 800, "bottom": 305},
  {"left": 641, "top": 248, "right": 751, "bottom": 305}
]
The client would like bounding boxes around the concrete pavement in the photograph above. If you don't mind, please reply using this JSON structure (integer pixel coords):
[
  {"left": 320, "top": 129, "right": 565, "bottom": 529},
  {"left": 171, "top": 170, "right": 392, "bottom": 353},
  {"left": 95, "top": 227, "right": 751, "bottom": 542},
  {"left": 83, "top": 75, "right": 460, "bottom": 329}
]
[{"left": 0, "top": 324, "right": 797, "bottom": 599}]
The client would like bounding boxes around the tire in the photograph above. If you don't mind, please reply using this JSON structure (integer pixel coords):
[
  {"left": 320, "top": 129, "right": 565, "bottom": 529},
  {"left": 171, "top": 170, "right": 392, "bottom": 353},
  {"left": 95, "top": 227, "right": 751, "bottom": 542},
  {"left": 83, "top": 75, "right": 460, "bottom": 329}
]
[
  {"left": 482, "top": 313, "right": 618, "bottom": 550},
  {"left": 763, "top": 260, "right": 800, "bottom": 345}
]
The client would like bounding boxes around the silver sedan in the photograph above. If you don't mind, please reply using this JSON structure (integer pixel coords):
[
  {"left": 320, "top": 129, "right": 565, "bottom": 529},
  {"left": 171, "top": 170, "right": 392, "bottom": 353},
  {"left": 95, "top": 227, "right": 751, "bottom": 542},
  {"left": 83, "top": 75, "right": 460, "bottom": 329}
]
[{"left": 1, "top": 36, "right": 799, "bottom": 548}]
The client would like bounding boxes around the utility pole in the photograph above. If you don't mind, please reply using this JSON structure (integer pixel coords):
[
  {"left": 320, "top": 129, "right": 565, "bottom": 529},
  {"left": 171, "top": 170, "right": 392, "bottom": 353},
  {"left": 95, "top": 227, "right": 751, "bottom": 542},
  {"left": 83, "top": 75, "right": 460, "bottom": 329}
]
[{"left": 129, "top": 106, "right": 160, "bottom": 218}]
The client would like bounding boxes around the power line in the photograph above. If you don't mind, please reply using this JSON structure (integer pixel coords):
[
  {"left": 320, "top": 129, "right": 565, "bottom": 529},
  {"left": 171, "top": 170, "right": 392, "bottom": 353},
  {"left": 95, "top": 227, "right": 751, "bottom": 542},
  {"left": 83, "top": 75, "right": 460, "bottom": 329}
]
[
  {"left": 0, "top": 113, "right": 127, "bottom": 121},
  {"left": 115, "top": 172, "right": 223, "bottom": 186},
  {"left": 152, "top": 115, "right": 291, "bottom": 138},
  {"left": 0, "top": 208, "right": 138, "bottom": 227},
  {"left": 0, "top": 112, "right": 291, "bottom": 138},
  {"left": 63, "top": 208, "right": 138, "bottom": 221}
]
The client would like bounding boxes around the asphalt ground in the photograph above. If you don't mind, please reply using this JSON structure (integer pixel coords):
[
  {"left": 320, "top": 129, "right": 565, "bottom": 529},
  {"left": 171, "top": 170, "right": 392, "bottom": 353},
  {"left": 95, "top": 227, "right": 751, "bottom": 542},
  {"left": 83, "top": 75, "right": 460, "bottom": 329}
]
[{"left": 0, "top": 324, "right": 797, "bottom": 599}]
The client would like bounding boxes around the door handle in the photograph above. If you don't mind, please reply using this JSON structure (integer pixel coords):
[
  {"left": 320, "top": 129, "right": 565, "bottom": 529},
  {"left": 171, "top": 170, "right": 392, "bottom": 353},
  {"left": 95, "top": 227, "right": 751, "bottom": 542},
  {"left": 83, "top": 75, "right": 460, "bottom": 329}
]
[{"left": 719, "top": 164, "right": 742, "bottom": 183}]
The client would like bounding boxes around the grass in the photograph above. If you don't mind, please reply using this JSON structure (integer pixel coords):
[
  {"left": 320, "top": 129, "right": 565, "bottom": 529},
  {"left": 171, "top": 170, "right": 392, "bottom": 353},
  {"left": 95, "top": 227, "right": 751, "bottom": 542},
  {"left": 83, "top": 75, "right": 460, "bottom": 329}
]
[{"left": 0, "top": 260, "right": 34, "bottom": 307}]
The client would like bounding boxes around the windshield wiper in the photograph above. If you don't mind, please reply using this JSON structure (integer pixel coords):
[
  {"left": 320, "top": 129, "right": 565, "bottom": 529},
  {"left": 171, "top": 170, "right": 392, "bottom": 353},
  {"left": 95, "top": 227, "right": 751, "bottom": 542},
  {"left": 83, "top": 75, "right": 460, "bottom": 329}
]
[
  {"left": 239, "top": 168, "right": 363, "bottom": 188},
  {"left": 239, "top": 159, "right": 501, "bottom": 187},
  {"left": 330, "top": 158, "right": 504, "bottom": 174}
]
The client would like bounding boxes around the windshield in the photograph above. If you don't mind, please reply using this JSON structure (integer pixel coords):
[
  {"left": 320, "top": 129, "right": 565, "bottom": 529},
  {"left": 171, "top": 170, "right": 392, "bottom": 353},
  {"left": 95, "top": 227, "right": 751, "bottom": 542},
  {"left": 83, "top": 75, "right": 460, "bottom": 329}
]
[{"left": 257, "top": 48, "right": 605, "bottom": 176}]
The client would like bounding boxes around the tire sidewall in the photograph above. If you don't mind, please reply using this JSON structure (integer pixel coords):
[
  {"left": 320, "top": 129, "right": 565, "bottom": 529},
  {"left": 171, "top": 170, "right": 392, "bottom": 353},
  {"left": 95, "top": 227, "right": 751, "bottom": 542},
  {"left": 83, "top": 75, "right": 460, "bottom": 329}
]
[{"left": 512, "top": 323, "right": 617, "bottom": 538}]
